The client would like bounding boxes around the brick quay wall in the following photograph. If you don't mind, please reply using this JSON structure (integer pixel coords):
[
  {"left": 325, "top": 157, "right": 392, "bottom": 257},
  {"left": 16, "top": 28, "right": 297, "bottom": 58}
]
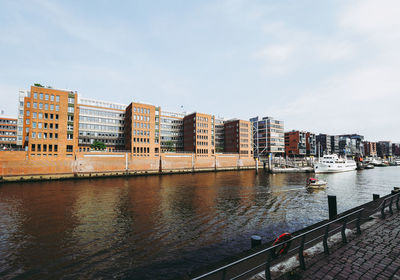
[{"left": 0, "top": 152, "right": 256, "bottom": 182}]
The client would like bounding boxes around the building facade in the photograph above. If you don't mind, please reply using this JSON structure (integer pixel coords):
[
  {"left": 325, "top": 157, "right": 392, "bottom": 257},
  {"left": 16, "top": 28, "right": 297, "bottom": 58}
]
[
  {"left": 17, "top": 90, "right": 29, "bottom": 147},
  {"left": 159, "top": 111, "right": 184, "bottom": 152},
  {"left": 183, "top": 112, "right": 215, "bottom": 156},
  {"left": 215, "top": 118, "right": 225, "bottom": 153},
  {"left": 0, "top": 115, "right": 17, "bottom": 149},
  {"left": 285, "top": 130, "right": 306, "bottom": 157},
  {"left": 393, "top": 143, "right": 400, "bottom": 157},
  {"left": 224, "top": 119, "right": 252, "bottom": 156},
  {"left": 377, "top": 141, "right": 392, "bottom": 159},
  {"left": 251, "top": 116, "right": 284, "bottom": 157},
  {"left": 339, "top": 134, "right": 364, "bottom": 156},
  {"left": 124, "top": 102, "right": 160, "bottom": 157},
  {"left": 77, "top": 97, "right": 126, "bottom": 151},
  {"left": 363, "top": 141, "right": 377, "bottom": 157},
  {"left": 316, "top": 134, "right": 331, "bottom": 155},
  {"left": 22, "top": 86, "right": 79, "bottom": 158},
  {"left": 306, "top": 132, "right": 316, "bottom": 156},
  {"left": 330, "top": 135, "right": 339, "bottom": 154}
]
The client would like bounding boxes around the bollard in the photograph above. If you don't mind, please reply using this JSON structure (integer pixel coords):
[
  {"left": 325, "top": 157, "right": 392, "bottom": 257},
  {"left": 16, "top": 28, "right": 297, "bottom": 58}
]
[
  {"left": 373, "top": 194, "right": 380, "bottom": 201},
  {"left": 328, "top": 195, "right": 337, "bottom": 220},
  {"left": 251, "top": 235, "right": 262, "bottom": 248}
]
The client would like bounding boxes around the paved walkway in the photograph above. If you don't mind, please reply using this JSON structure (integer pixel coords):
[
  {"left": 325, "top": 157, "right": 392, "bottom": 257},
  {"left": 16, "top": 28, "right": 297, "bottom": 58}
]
[{"left": 288, "top": 211, "right": 400, "bottom": 280}]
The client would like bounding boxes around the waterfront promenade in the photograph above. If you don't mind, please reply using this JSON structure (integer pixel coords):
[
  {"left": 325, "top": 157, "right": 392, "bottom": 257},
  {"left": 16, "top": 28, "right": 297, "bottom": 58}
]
[{"left": 279, "top": 207, "right": 400, "bottom": 279}]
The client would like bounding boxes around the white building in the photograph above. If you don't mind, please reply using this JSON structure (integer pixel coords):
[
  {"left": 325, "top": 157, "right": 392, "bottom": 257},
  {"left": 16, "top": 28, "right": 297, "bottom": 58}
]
[
  {"left": 77, "top": 97, "right": 127, "bottom": 151},
  {"left": 250, "top": 116, "right": 285, "bottom": 157}
]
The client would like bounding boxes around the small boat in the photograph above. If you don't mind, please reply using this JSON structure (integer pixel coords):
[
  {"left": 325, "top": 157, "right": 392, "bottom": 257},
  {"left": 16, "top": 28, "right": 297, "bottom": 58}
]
[
  {"left": 307, "top": 178, "right": 327, "bottom": 188},
  {"left": 364, "top": 164, "right": 375, "bottom": 169}
]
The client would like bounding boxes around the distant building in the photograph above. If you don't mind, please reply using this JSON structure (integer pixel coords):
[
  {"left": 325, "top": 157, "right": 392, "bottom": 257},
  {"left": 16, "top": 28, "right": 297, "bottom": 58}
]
[
  {"left": 306, "top": 132, "right": 317, "bottom": 156},
  {"left": 285, "top": 130, "right": 306, "bottom": 157},
  {"left": 183, "top": 112, "right": 215, "bottom": 156},
  {"left": 0, "top": 115, "right": 17, "bottom": 149},
  {"left": 22, "top": 86, "right": 79, "bottom": 158},
  {"left": 339, "top": 134, "right": 364, "bottom": 156},
  {"left": 17, "top": 90, "right": 29, "bottom": 147},
  {"left": 250, "top": 116, "right": 284, "bottom": 157},
  {"left": 214, "top": 118, "right": 225, "bottom": 153},
  {"left": 316, "top": 134, "right": 331, "bottom": 155},
  {"left": 124, "top": 102, "right": 160, "bottom": 157},
  {"left": 224, "top": 119, "right": 252, "bottom": 157},
  {"left": 363, "top": 141, "right": 377, "bottom": 157},
  {"left": 159, "top": 110, "right": 184, "bottom": 152},
  {"left": 393, "top": 143, "right": 400, "bottom": 157},
  {"left": 330, "top": 135, "right": 339, "bottom": 154},
  {"left": 78, "top": 97, "right": 126, "bottom": 152},
  {"left": 377, "top": 141, "right": 392, "bottom": 158}
]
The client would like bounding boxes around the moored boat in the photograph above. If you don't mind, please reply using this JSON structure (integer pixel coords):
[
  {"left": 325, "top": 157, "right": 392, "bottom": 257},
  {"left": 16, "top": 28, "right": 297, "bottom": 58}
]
[{"left": 314, "top": 154, "right": 357, "bottom": 173}]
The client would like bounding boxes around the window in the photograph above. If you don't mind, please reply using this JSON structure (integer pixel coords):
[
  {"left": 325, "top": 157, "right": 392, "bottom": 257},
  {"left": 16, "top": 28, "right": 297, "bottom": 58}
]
[
  {"left": 26, "top": 119, "right": 30, "bottom": 124},
  {"left": 55, "top": 124, "right": 58, "bottom": 130},
  {"left": 49, "top": 133, "right": 53, "bottom": 139},
  {"left": 31, "top": 144, "right": 35, "bottom": 151},
  {"left": 25, "top": 128, "right": 29, "bottom": 133},
  {"left": 40, "top": 93, "right": 43, "bottom": 100},
  {"left": 44, "top": 123, "right": 48, "bottom": 129},
  {"left": 134, "top": 107, "right": 136, "bottom": 112},
  {"left": 68, "top": 107, "right": 74, "bottom": 113},
  {"left": 68, "top": 115, "right": 74, "bottom": 121},
  {"left": 33, "top": 112, "right": 37, "bottom": 119},
  {"left": 55, "top": 114, "right": 59, "bottom": 120},
  {"left": 44, "top": 113, "right": 48, "bottom": 119},
  {"left": 43, "top": 133, "right": 47, "bottom": 139},
  {"left": 50, "top": 104, "right": 54, "bottom": 111},
  {"left": 38, "top": 113, "right": 43, "bottom": 119},
  {"left": 54, "top": 145, "right": 58, "bottom": 152},
  {"left": 45, "top": 94, "right": 49, "bottom": 100},
  {"left": 45, "top": 104, "right": 48, "bottom": 110},
  {"left": 56, "top": 95, "right": 60, "bottom": 102},
  {"left": 27, "top": 102, "right": 30, "bottom": 108},
  {"left": 50, "top": 114, "right": 54, "bottom": 120},
  {"left": 33, "top": 102, "right": 37, "bottom": 109},
  {"left": 34, "top": 92, "right": 37, "bottom": 99},
  {"left": 38, "top": 132, "right": 42, "bottom": 139},
  {"left": 38, "top": 123, "right": 42, "bottom": 129},
  {"left": 67, "top": 134, "right": 73, "bottom": 140},
  {"left": 68, "top": 98, "right": 74, "bottom": 104},
  {"left": 32, "top": 122, "right": 36, "bottom": 128},
  {"left": 26, "top": 110, "right": 30, "bottom": 116},
  {"left": 32, "top": 132, "right": 36, "bottom": 138},
  {"left": 50, "top": 123, "right": 53, "bottom": 129},
  {"left": 56, "top": 105, "right": 59, "bottom": 111},
  {"left": 55, "top": 133, "right": 58, "bottom": 139}
]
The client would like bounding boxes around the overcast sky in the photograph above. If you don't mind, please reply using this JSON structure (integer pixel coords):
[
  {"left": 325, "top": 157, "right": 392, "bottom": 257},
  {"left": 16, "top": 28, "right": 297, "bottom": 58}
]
[{"left": 0, "top": 0, "right": 399, "bottom": 142}]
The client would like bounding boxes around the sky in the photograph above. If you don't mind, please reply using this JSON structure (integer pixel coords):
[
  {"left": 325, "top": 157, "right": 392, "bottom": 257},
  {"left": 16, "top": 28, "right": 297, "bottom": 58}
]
[{"left": 0, "top": 0, "right": 399, "bottom": 142}]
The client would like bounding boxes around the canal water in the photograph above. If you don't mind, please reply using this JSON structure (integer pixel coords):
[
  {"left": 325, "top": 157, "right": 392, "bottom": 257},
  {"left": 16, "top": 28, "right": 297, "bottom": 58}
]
[{"left": 1, "top": 167, "right": 399, "bottom": 279}]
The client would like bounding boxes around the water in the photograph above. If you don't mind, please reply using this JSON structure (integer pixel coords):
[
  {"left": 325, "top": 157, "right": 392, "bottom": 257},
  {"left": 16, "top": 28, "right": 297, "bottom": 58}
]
[{"left": 0, "top": 167, "right": 399, "bottom": 279}]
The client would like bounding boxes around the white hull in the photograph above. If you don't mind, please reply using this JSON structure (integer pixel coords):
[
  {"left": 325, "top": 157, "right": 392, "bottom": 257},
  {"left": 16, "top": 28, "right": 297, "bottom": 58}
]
[{"left": 314, "top": 155, "right": 357, "bottom": 174}]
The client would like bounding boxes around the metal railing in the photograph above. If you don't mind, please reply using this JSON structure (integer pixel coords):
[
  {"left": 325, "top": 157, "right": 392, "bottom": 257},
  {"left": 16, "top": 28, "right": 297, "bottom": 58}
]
[{"left": 192, "top": 208, "right": 364, "bottom": 280}]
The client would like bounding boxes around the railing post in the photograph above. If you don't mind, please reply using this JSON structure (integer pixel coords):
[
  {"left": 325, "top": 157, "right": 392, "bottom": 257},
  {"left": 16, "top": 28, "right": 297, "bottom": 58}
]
[
  {"left": 265, "top": 250, "right": 273, "bottom": 280},
  {"left": 299, "top": 235, "right": 306, "bottom": 270},
  {"left": 356, "top": 210, "right": 362, "bottom": 235},
  {"left": 381, "top": 199, "right": 386, "bottom": 219},
  {"left": 341, "top": 217, "right": 347, "bottom": 244},
  {"left": 389, "top": 197, "right": 394, "bottom": 215},
  {"left": 222, "top": 269, "right": 226, "bottom": 280},
  {"left": 323, "top": 224, "right": 330, "bottom": 255},
  {"left": 396, "top": 194, "right": 400, "bottom": 211}
]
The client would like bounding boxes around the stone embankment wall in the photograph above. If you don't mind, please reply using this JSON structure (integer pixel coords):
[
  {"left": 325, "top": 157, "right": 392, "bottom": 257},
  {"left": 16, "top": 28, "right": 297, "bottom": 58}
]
[{"left": 0, "top": 151, "right": 256, "bottom": 182}]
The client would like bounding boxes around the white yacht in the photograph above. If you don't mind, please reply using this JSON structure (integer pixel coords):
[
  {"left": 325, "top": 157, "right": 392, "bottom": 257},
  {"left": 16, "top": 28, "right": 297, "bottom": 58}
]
[{"left": 314, "top": 154, "right": 357, "bottom": 173}]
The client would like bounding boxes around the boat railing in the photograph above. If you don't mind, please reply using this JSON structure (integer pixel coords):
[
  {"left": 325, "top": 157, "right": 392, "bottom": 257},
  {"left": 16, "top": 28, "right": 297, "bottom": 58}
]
[{"left": 191, "top": 208, "right": 364, "bottom": 280}]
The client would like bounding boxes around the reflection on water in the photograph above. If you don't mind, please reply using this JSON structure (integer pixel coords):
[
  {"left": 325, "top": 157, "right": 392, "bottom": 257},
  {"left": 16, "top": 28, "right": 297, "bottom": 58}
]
[{"left": 1, "top": 167, "right": 400, "bottom": 279}]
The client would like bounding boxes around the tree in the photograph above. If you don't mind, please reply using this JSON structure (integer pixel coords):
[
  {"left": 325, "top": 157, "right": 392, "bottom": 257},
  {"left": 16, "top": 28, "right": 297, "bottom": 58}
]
[
  {"left": 34, "top": 83, "right": 44, "bottom": 87},
  {"left": 91, "top": 141, "right": 106, "bottom": 150},
  {"left": 164, "top": 140, "right": 175, "bottom": 152}
]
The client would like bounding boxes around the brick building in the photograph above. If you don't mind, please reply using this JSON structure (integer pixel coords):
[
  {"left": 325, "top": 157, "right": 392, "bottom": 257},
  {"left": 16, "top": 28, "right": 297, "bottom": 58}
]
[
  {"left": 285, "top": 130, "right": 306, "bottom": 157},
  {"left": 124, "top": 102, "right": 160, "bottom": 157},
  {"left": 224, "top": 119, "right": 252, "bottom": 157},
  {"left": 364, "top": 141, "right": 377, "bottom": 157},
  {"left": 183, "top": 112, "right": 215, "bottom": 156},
  {"left": 22, "top": 86, "right": 79, "bottom": 158},
  {"left": 0, "top": 116, "right": 17, "bottom": 149}
]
